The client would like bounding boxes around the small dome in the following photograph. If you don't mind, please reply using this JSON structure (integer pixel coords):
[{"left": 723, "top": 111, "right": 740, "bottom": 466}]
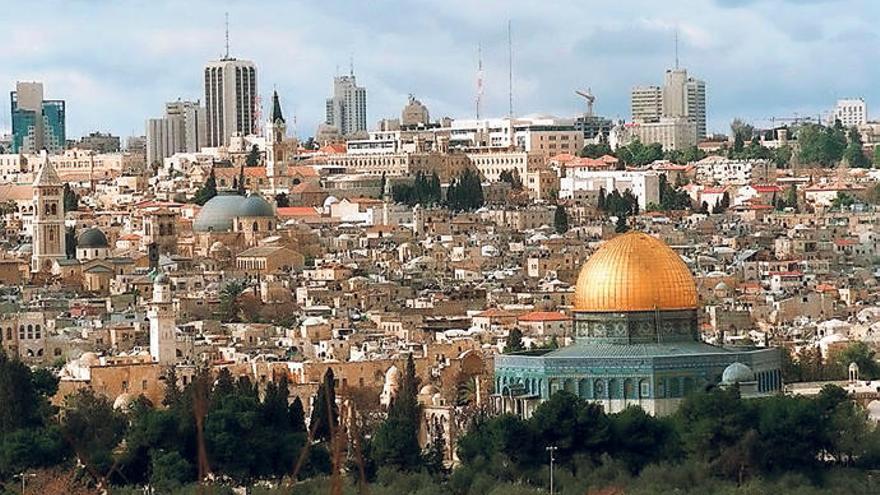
[
  {"left": 80, "top": 352, "right": 100, "bottom": 367},
  {"left": 113, "top": 393, "right": 135, "bottom": 411},
  {"left": 722, "top": 362, "right": 755, "bottom": 384},
  {"left": 419, "top": 384, "right": 440, "bottom": 396},
  {"left": 77, "top": 228, "right": 109, "bottom": 248},
  {"left": 239, "top": 194, "right": 275, "bottom": 217}
]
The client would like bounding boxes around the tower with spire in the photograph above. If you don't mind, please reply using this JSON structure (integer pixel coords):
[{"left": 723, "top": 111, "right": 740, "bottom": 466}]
[
  {"left": 31, "top": 151, "right": 66, "bottom": 273},
  {"left": 265, "top": 90, "right": 287, "bottom": 187}
]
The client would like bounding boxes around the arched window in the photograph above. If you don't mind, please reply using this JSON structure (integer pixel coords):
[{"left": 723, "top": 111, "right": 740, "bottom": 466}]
[
  {"left": 252, "top": 222, "right": 258, "bottom": 232},
  {"left": 35, "top": 324, "right": 41, "bottom": 339},
  {"left": 19, "top": 325, "right": 25, "bottom": 340},
  {"left": 27, "top": 324, "right": 33, "bottom": 340}
]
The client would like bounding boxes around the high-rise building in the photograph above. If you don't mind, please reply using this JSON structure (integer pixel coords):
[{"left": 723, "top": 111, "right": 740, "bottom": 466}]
[
  {"left": 832, "top": 98, "right": 867, "bottom": 128},
  {"left": 10, "top": 82, "right": 66, "bottom": 154},
  {"left": 145, "top": 100, "right": 205, "bottom": 166},
  {"left": 631, "top": 68, "right": 706, "bottom": 141},
  {"left": 631, "top": 86, "right": 663, "bottom": 123},
  {"left": 31, "top": 152, "right": 66, "bottom": 273},
  {"left": 325, "top": 73, "right": 367, "bottom": 137},
  {"left": 203, "top": 58, "right": 257, "bottom": 148}
]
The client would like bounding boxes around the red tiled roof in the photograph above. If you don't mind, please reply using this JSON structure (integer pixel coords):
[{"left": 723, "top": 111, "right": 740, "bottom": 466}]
[
  {"left": 277, "top": 207, "right": 321, "bottom": 217},
  {"left": 518, "top": 311, "right": 571, "bottom": 322},
  {"left": 751, "top": 185, "right": 782, "bottom": 193},
  {"left": 215, "top": 167, "right": 267, "bottom": 178}
]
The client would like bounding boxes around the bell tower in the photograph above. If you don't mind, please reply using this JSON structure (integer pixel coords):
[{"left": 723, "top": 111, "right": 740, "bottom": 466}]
[
  {"left": 265, "top": 90, "right": 287, "bottom": 188},
  {"left": 31, "top": 152, "right": 66, "bottom": 273},
  {"left": 148, "top": 271, "right": 177, "bottom": 366}
]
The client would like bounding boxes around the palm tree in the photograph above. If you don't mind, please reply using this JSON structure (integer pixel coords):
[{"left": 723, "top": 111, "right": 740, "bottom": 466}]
[{"left": 219, "top": 280, "right": 247, "bottom": 322}]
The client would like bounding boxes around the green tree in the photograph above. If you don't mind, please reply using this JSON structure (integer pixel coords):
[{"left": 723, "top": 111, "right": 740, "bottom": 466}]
[
  {"left": 554, "top": 204, "right": 569, "bottom": 234},
  {"left": 274, "top": 192, "right": 290, "bottom": 207},
  {"left": 505, "top": 328, "right": 525, "bottom": 353},
  {"left": 150, "top": 450, "right": 193, "bottom": 493},
  {"left": 499, "top": 169, "right": 523, "bottom": 190},
  {"left": 60, "top": 388, "right": 127, "bottom": 477},
  {"left": 831, "top": 192, "right": 856, "bottom": 210},
  {"left": 63, "top": 183, "right": 79, "bottom": 212},
  {"left": 245, "top": 144, "right": 261, "bottom": 167},
  {"left": 236, "top": 163, "right": 246, "bottom": 195},
  {"left": 844, "top": 126, "right": 871, "bottom": 168},
  {"left": 218, "top": 280, "right": 246, "bottom": 322},
  {"left": 193, "top": 167, "right": 218, "bottom": 205},
  {"left": 446, "top": 168, "right": 484, "bottom": 211},
  {"left": 310, "top": 368, "right": 339, "bottom": 443},
  {"left": 580, "top": 142, "right": 613, "bottom": 158},
  {"left": 873, "top": 145, "right": 880, "bottom": 168},
  {"left": 615, "top": 215, "right": 629, "bottom": 233},
  {"left": 832, "top": 341, "right": 880, "bottom": 380},
  {"left": 372, "top": 354, "right": 423, "bottom": 471},
  {"left": 797, "top": 121, "right": 847, "bottom": 167}
]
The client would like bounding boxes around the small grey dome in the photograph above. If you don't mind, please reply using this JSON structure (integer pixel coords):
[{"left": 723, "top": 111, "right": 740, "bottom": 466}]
[
  {"left": 77, "top": 227, "right": 109, "bottom": 248},
  {"left": 239, "top": 194, "right": 274, "bottom": 217},
  {"left": 722, "top": 362, "right": 755, "bottom": 384}
]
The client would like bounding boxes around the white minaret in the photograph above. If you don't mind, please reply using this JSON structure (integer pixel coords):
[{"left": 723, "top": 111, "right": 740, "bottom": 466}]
[
  {"left": 148, "top": 271, "right": 177, "bottom": 366},
  {"left": 31, "top": 151, "right": 67, "bottom": 273}
]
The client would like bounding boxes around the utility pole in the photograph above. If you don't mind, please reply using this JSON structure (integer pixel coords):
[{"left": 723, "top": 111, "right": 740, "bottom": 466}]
[
  {"left": 546, "top": 445, "right": 558, "bottom": 495},
  {"left": 15, "top": 472, "right": 36, "bottom": 494}
]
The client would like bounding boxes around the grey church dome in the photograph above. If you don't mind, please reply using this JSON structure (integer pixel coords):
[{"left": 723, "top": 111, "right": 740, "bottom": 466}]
[
  {"left": 193, "top": 192, "right": 274, "bottom": 233},
  {"left": 77, "top": 227, "right": 109, "bottom": 248},
  {"left": 239, "top": 194, "right": 275, "bottom": 217}
]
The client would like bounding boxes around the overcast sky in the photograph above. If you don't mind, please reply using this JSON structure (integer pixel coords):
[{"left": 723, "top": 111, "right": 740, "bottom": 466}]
[{"left": 0, "top": 0, "right": 875, "bottom": 140}]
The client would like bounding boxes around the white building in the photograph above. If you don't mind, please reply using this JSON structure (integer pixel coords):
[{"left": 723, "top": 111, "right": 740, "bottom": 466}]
[
  {"left": 325, "top": 73, "right": 367, "bottom": 138},
  {"left": 204, "top": 58, "right": 258, "bottom": 147},
  {"left": 448, "top": 117, "right": 583, "bottom": 157},
  {"left": 612, "top": 118, "right": 697, "bottom": 151},
  {"left": 148, "top": 272, "right": 177, "bottom": 366},
  {"left": 631, "top": 67, "right": 707, "bottom": 141},
  {"left": 832, "top": 98, "right": 867, "bottom": 128},
  {"left": 559, "top": 169, "right": 660, "bottom": 210},
  {"left": 694, "top": 156, "right": 776, "bottom": 186}
]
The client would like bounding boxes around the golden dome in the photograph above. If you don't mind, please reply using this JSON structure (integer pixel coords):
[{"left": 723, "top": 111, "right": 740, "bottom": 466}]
[{"left": 574, "top": 232, "right": 697, "bottom": 312}]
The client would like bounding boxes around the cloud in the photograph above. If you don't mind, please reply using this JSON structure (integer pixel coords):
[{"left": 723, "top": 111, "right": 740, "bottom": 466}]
[{"left": 0, "top": 0, "right": 877, "bottom": 138}]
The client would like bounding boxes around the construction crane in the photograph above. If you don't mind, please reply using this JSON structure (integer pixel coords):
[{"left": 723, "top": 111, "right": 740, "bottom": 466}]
[
  {"left": 575, "top": 88, "right": 595, "bottom": 118},
  {"left": 761, "top": 113, "right": 821, "bottom": 127}
]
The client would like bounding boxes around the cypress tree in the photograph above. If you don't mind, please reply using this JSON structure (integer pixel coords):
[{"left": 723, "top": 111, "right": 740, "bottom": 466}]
[
  {"left": 309, "top": 369, "right": 338, "bottom": 442},
  {"left": 194, "top": 167, "right": 218, "bottom": 205},
  {"left": 554, "top": 204, "right": 569, "bottom": 234},
  {"left": 371, "top": 354, "right": 422, "bottom": 471}
]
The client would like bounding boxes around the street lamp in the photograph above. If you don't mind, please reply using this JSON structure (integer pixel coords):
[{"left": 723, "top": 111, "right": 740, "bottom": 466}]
[
  {"left": 546, "top": 445, "right": 558, "bottom": 495},
  {"left": 14, "top": 472, "right": 36, "bottom": 494}
]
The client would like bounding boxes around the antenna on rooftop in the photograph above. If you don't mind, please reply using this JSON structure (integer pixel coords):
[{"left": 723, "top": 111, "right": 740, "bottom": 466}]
[
  {"left": 674, "top": 26, "right": 679, "bottom": 70},
  {"left": 476, "top": 43, "right": 484, "bottom": 119},
  {"left": 349, "top": 52, "right": 354, "bottom": 77},
  {"left": 224, "top": 12, "right": 230, "bottom": 60},
  {"left": 507, "top": 20, "right": 514, "bottom": 118}
]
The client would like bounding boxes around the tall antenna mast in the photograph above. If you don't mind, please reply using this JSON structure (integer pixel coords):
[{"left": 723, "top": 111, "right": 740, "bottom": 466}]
[
  {"left": 349, "top": 52, "right": 354, "bottom": 77},
  {"left": 507, "top": 20, "right": 514, "bottom": 118},
  {"left": 674, "top": 27, "right": 679, "bottom": 70},
  {"left": 476, "top": 43, "right": 483, "bottom": 119},
  {"left": 224, "top": 12, "right": 230, "bottom": 59}
]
